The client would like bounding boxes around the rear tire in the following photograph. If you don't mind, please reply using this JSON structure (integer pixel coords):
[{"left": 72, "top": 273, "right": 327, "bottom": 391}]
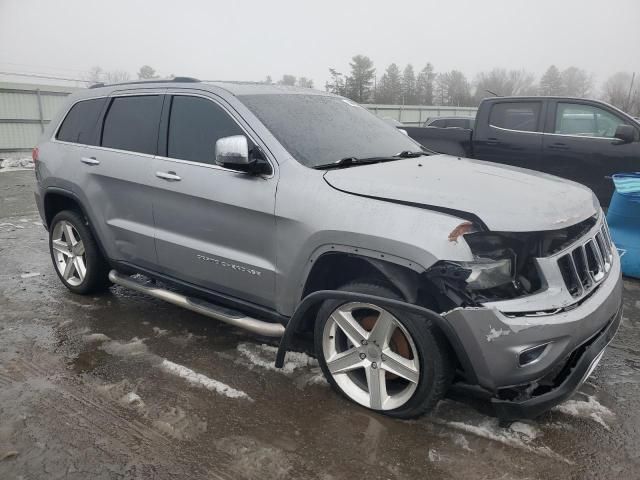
[
  {"left": 49, "top": 210, "right": 111, "bottom": 294},
  {"left": 314, "top": 280, "right": 452, "bottom": 419}
]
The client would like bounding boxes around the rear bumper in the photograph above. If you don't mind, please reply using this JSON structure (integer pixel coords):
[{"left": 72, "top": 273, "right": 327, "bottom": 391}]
[{"left": 490, "top": 304, "right": 621, "bottom": 421}]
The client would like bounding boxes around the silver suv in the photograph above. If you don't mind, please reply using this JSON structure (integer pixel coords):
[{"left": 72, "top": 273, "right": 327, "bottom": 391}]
[{"left": 34, "top": 79, "right": 622, "bottom": 421}]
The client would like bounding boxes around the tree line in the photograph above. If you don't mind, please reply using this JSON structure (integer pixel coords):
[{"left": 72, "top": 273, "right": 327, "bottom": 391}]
[
  {"left": 324, "top": 55, "right": 640, "bottom": 115},
  {"left": 85, "top": 61, "right": 640, "bottom": 116}
]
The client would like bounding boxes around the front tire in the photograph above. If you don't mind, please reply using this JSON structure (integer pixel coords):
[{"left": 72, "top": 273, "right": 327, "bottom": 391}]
[
  {"left": 49, "top": 210, "right": 111, "bottom": 294},
  {"left": 314, "top": 281, "right": 452, "bottom": 419}
]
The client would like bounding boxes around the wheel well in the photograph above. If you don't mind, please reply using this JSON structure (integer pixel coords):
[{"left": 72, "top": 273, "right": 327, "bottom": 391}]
[
  {"left": 44, "top": 192, "right": 83, "bottom": 228},
  {"left": 298, "top": 252, "right": 463, "bottom": 377}
]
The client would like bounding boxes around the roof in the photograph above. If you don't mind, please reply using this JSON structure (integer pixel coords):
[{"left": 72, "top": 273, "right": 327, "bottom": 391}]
[{"left": 205, "top": 81, "right": 329, "bottom": 96}]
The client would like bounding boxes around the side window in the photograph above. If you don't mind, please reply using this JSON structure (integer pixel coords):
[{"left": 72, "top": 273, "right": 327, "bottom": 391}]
[
  {"left": 489, "top": 102, "right": 541, "bottom": 132},
  {"left": 101, "top": 95, "right": 163, "bottom": 155},
  {"left": 555, "top": 103, "right": 626, "bottom": 138},
  {"left": 166, "top": 96, "right": 245, "bottom": 164},
  {"left": 56, "top": 98, "right": 106, "bottom": 145},
  {"left": 429, "top": 119, "right": 446, "bottom": 128}
]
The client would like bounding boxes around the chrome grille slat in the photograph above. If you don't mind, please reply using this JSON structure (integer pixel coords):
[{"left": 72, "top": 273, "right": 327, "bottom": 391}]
[{"left": 556, "top": 216, "right": 614, "bottom": 298}]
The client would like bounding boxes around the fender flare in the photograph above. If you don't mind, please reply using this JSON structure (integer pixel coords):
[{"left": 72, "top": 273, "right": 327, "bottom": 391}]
[
  {"left": 275, "top": 289, "right": 478, "bottom": 384},
  {"left": 43, "top": 187, "right": 111, "bottom": 262}
]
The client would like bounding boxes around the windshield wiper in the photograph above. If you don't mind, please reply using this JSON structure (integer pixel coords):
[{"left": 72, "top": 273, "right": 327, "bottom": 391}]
[{"left": 313, "top": 151, "right": 428, "bottom": 170}]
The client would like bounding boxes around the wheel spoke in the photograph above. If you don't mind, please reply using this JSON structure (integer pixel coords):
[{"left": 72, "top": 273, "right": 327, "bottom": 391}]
[
  {"left": 63, "top": 258, "right": 75, "bottom": 280},
  {"left": 331, "top": 309, "right": 368, "bottom": 346},
  {"left": 366, "top": 366, "right": 387, "bottom": 409},
  {"left": 73, "top": 257, "right": 86, "bottom": 281},
  {"left": 326, "top": 348, "right": 365, "bottom": 374},
  {"left": 52, "top": 239, "right": 71, "bottom": 256},
  {"left": 73, "top": 240, "right": 85, "bottom": 256},
  {"left": 63, "top": 222, "right": 77, "bottom": 247},
  {"left": 368, "top": 310, "right": 396, "bottom": 347},
  {"left": 381, "top": 350, "right": 419, "bottom": 384}
]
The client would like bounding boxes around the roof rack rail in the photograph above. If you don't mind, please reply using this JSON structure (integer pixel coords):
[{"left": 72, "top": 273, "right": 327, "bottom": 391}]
[{"left": 88, "top": 77, "right": 200, "bottom": 89}]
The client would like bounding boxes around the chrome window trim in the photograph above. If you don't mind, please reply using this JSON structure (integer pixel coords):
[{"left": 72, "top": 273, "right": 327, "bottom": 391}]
[
  {"left": 543, "top": 131, "right": 623, "bottom": 141},
  {"left": 488, "top": 124, "right": 542, "bottom": 135},
  {"left": 50, "top": 90, "right": 276, "bottom": 178},
  {"left": 161, "top": 91, "right": 276, "bottom": 178}
]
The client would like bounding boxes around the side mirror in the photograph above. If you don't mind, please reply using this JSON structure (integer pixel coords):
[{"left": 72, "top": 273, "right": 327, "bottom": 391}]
[
  {"left": 614, "top": 124, "right": 635, "bottom": 144},
  {"left": 215, "top": 135, "right": 249, "bottom": 167}
]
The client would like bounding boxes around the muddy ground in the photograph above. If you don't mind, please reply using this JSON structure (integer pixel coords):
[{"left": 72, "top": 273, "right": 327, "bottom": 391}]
[{"left": 1, "top": 169, "right": 640, "bottom": 479}]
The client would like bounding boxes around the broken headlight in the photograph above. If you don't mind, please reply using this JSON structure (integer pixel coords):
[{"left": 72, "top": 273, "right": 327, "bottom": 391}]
[{"left": 456, "top": 256, "right": 514, "bottom": 290}]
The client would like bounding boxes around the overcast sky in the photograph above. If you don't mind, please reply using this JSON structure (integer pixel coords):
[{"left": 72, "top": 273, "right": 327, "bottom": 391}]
[{"left": 1, "top": 0, "right": 639, "bottom": 89}]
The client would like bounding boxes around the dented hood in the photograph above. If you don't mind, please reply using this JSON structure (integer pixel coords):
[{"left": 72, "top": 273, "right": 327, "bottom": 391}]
[{"left": 323, "top": 155, "right": 599, "bottom": 232}]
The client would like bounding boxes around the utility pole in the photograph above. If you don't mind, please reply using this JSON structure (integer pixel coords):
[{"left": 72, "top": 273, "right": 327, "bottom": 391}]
[{"left": 625, "top": 72, "right": 636, "bottom": 112}]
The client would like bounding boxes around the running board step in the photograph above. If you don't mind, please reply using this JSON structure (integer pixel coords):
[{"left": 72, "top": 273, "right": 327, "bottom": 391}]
[{"left": 108, "top": 270, "right": 284, "bottom": 338}]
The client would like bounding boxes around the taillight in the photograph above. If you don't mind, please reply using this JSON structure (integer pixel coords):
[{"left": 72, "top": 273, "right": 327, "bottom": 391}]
[{"left": 32, "top": 147, "right": 39, "bottom": 164}]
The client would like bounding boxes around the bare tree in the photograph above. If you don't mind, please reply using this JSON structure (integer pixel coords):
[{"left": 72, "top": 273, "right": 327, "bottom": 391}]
[
  {"left": 435, "top": 70, "right": 472, "bottom": 106},
  {"left": 137, "top": 65, "right": 159, "bottom": 79},
  {"left": 561, "top": 67, "right": 593, "bottom": 97},
  {"left": 277, "top": 74, "right": 297, "bottom": 86},
  {"left": 473, "top": 68, "right": 536, "bottom": 103},
  {"left": 602, "top": 72, "right": 639, "bottom": 114},
  {"left": 296, "top": 77, "right": 314, "bottom": 88},
  {"left": 86, "top": 66, "right": 103, "bottom": 83},
  {"left": 104, "top": 70, "right": 131, "bottom": 84}
]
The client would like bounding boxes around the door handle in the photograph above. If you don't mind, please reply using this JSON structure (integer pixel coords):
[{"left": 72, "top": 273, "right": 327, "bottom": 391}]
[
  {"left": 485, "top": 137, "right": 500, "bottom": 145},
  {"left": 80, "top": 156, "right": 100, "bottom": 165},
  {"left": 548, "top": 143, "right": 569, "bottom": 150},
  {"left": 156, "top": 171, "right": 181, "bottom": 181}
]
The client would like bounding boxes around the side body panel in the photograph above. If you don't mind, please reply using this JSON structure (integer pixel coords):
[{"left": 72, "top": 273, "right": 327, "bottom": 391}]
[{"left": 151, "top": 89, "right": 279, "bottom": 308}]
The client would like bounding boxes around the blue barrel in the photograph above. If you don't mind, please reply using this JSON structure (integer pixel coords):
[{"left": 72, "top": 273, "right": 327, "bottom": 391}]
[{"left": 607, "top": 173, "right": 640, "bottom": 278}]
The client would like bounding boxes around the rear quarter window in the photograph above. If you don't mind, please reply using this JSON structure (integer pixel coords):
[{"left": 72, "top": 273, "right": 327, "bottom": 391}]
[
  {"left": 56, "top": 98, "right": 107, "bottom": 145},
  {"left": 489, "top": 102, "right": 541, "bottom": 132}
]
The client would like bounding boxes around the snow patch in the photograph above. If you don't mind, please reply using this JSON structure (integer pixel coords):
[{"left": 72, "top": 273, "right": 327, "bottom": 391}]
[
  {"left": 428, "top": 448, "right": 441, "bottom": 462},
  {"left": 159, "top": 359, "right": 252, "bottom": 401},
  {"left": 452, "top": 433, "right": 473, "bottom": 452},
  {"left": 83, "top": 333, "right": 110, "bottom": 343},
  {"left": 444, "top": 419, "right": 571, "bottom": 464},
  {"left": 553, "top": 395, "right": 615, "bottom": 430},
  {"left": 100, "top": 337, "right": 148, "bottom": 357},
  {"left": 0, "top": 157, "right": 34, "bottom": 171},
  {"left": 237, "top": 343, "right": 317, "bottom": 373},
  {"left": 152, "top": 326, "right": 169, "bottom": 337},
  {"left": 20, "top": 272, "right": 40, "bottom": 279}
]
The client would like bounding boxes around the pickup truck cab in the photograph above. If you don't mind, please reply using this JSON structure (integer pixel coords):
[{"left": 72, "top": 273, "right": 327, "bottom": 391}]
[
  {"left": 405, "top": 97, "right": 640, "bottom": 206},
  {"left": 34, "top": 80, "right": 622, "bottom": 422}
]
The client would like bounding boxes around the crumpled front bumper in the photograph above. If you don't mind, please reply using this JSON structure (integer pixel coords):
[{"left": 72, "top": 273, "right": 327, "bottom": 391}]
[
  {"left": 443, "top": 249, "right": 623, "bottom": 419},
  {"left": 490, "top": 305, "right": 621, "bottom": 421}
]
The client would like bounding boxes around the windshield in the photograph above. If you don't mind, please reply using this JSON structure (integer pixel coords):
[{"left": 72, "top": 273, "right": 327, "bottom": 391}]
[{"left": 238, "top": 94, "right": 423, "bottom": 168}]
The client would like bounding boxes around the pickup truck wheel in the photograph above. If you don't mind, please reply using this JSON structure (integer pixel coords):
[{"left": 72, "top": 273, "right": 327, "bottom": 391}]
[
  {"left": 49, "top": 210, "right": 111, "bottom": 294},
  {"left": 314, "top": 281, "right": 452, "bottom": 419}
]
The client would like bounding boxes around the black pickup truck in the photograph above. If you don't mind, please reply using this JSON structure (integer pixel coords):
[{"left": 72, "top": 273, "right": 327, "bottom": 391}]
[{"left": 404, "top": 97, "right": 640, "bottom": 206}]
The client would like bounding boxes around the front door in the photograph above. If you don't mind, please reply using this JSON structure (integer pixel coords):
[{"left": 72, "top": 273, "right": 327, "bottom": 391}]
[
  {"left": 151, "top": 93, "right": 278, "bottom": 308},
  {"left": 541, "top": 100, "right": 640, "bottom": 206}
]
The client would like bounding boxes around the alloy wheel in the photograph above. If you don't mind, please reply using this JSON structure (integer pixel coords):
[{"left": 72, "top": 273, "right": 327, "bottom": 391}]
[
  {"left": 51, "top": 220, "right": 87, "bottom": 287},
  {"left": 322, "top": 302, "right": 420, "bottom": 411}
]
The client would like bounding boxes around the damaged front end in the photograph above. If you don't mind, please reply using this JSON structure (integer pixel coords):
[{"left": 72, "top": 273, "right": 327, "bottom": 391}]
[
  {"left": 422, "top": 212, "right": 623, "bottom": 420},
  {"left": 424, "top": 214, "right": 599, "bottom": 310}
]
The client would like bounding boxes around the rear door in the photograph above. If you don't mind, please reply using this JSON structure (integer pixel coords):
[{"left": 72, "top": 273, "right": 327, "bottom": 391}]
[
  {"left": 541, "top": 100, "right": 640, "bottom": 206},
  {"left": 151, "top": 92, "right": 278, "bottom": 308},
  {"left": 473, "top": 100, "right": 544, "bottom": 169},
  {"left": 75, "top": 91, "right": 164, "bottom": 269}
]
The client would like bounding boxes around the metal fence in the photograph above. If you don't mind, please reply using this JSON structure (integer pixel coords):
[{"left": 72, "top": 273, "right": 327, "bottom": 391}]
[
  {"left": 365, "top": 104, "right": 477, "bottom": 126},
  {"left": 0, "top": 82, "right": 77, "bottom": 156},
  {"left": 0, "top": 81, "right": 478, "bottom": 154}
]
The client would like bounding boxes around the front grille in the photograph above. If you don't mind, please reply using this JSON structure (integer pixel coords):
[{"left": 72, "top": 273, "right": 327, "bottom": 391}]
[{"left": 557, "top": 218, "right": 614, "bottom": 298}]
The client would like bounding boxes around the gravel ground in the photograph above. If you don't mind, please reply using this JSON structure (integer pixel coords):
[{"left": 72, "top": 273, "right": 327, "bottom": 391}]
[{"left": 2, "top": 170, "right": 640, "bottom": 479}]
